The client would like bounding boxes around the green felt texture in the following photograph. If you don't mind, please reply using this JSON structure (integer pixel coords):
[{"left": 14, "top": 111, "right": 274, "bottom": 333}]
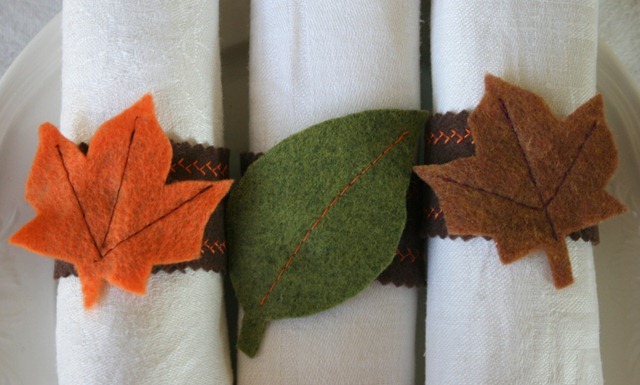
[{"left": 227, "top": 109, "right": 428, "bottom": 357}]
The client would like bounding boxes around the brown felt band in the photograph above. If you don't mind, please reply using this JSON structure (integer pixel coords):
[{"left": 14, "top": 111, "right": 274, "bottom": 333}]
[
  {"left": 54, "top": 141, "right": 230, "bottom": 279},
  {"left": 421, "top": 111, "right": 599, "bottom": 243},
  {"left": 377, "top": 173, "right": 426, "bottom": 287},
  {"left": 241, "top": 152, "right": 425, "bottom": 288}
]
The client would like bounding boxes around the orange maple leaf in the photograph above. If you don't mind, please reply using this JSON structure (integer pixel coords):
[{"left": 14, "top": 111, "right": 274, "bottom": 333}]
[
  {"left": 10, "top": 94, "right": 233, "bottom": 307},
  {"left": 414, "top": 75, "right": 625, "bottom": 288}
]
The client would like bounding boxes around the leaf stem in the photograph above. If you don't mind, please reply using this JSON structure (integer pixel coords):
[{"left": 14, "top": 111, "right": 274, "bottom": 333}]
[
  {"left": 238, "top": 314, "right": 268, "bottom": 358},
  {"left": 544, "top": 241, "right": 574, "bottom": 288}
]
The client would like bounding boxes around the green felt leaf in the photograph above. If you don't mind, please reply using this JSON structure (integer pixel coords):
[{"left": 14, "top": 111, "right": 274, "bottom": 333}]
[{"left": 227, "top": 109, "right": 428, "bottom": 357}]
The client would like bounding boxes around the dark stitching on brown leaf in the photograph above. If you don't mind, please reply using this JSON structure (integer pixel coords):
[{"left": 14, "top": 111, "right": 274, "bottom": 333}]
[
  {"left": 544, "top": 121, "right": 598, "bottom": 209},
  {"left": 56, "top": 145, "right": 102, "bottom": 262},
  {"left": 436, "top": 176, "right": 541, "bottom": 211},
  {"left": 424, "top": 111, "right": 602, "bottom": 244},
  {"left": 499, "top": 99, "right": 558, "bottom": 240},
  {"left": 260, "top": 130, "right": 411, "bottom": 306}
]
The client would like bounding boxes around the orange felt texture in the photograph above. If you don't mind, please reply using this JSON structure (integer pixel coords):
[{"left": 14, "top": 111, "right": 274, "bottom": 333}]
[
  {"left": 9, "top": 94, "right": 233, "bottom": 307},
  {"left": 414, "top": 75, "right": 625, "bottom": 288}
]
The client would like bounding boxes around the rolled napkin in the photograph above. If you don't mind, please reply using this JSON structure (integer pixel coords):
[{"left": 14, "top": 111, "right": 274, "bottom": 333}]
[
  {"left": 425, "top": 0, "right": 606, "bottom": 384},
  {"left": 236, "top": 1, "right": 421, "bottom": 384},
  {"left": 54, "top": 1, "right": 232, "bottom": 383}
]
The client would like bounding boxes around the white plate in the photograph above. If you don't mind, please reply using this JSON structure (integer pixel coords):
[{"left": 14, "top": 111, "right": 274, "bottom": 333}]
[
  {"left": 1, "top": 13, "right": 639, "bottom": 385},
  {"left": 593, "top": 42, "right": 640, "bottom": 385}
]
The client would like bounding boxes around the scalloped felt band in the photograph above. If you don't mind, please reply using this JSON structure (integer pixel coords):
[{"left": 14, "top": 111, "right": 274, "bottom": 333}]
[
  {"left": 421, "top": 110, "right": 600, "bottom": 244},
  {"left": 54, "top": 141, "right": 230, "bottom": 279},
  {"left": 240, "top": 152, "right": 426, "bottom": 288},
  {"left": 167, "top": 142, "right": 230, "bottom": 182}
]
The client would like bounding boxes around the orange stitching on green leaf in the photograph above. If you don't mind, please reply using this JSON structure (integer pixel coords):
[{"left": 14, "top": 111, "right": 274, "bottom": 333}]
[{"left": 259, "top": 130, "right": 411, "bottom": 307}]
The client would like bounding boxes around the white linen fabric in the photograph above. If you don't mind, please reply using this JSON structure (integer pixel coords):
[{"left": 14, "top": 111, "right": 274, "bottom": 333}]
[
  {"left": 238, "top": 282, "right": 418, "bottom": 385},
  {"left": 57, "top": 272, "right": 231, "bottom": 385},
  {"left": 238, "top": 1, "right": 421, "bottom": 384},
  {"left": 60, "top": 0, "right": 223, "bottom": 146},
  {"left": 427, "top": 1, "right": 603, "bottom": 384},
  {"left": 55, "top": 1, "right": 232, "bottom": 384},
  {"left": 249, "top": 0, "right": 421, "bottom": 153}
]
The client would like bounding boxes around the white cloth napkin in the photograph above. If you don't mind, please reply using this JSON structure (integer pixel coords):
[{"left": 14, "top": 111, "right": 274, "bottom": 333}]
[
  {"left": 55, "top": 1, "right": 232, "bottom": 384},
  {"left": 237, "top": 1, "right": 421, "bottom": 384},
  {"left": 426, "top": 1, "right": 603, "bottom": 384}
]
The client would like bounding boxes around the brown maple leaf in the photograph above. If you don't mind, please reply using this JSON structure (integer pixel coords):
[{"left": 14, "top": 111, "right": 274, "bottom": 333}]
[
  {"left": 414, "top": 75, "right": 625, "bottom": 288},
  {"left": 10, "top": 94, "right": 233, "bottom": 307}
]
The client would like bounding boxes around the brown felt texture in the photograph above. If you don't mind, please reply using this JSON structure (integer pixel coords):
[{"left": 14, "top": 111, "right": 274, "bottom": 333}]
[
  {"left": 422, "top": 111, "right": 600, "bottom": 244},
  {"left": 414, "top": 75, "right": 626, "bottom": 288},
  {"left": 10, "top": 94, "right": 233, "bottom": 307},
  {"left": 240, "top": 152, "right": 426, "bottom": 288},
  {"left": 54, "top": 142, "right": 231, "bottom": 278}
]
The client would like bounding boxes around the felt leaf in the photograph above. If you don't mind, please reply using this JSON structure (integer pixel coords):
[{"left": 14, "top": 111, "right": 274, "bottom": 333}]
[
  {"left": 414, "top": 74, "right": 625, "bottom": 288},
  {"left": 227, "top": 110, "right": 427, "bottom": 357},
  {"left": 9, "top": 94, "right": 233, "bottom": 308}
]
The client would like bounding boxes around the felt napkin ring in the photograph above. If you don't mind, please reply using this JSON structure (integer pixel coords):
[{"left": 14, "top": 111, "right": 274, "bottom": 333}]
[
  {"left": 9, "top": 94, "right": 233, "bottom": 308},
  {"left": 228, "top": 110, "right": 428, "bottom": 357},
  {"left": 55, "top": 141, "right": 231, "bottom": 277},
  {"left": 414, "top": 75, "right": 626, "bottom": 289},
  {"left": 240, "top": 153, "right": 426, "bottom": 289},
  {"left": 421, "top": 111, "right": 599, "bottom": 244}
]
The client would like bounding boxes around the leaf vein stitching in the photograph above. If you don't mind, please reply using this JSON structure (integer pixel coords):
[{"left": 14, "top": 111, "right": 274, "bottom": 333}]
[
  {"left": 435, "top": 176, "right": 541, "bottom": 210},
  {"left": 56, "top": 145, "right": 102, "bottom": 262},
  {"left": 259, "top": 130, "right": 411, "bottom": 306},
  {"left": 59, "top": 127, "right": 217, "bottom": 262},
  {"left": 102, "top": 185, "right": 213, "bottom": 258},
  {"left": 499, "top": 99, "right": 558, "bottom": 239},
  {"left": 544, "top": 121, "right": 598, "bottom": 208},
  {"left": 101, "top": 120, "right": 138, "bottom": 250}
]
